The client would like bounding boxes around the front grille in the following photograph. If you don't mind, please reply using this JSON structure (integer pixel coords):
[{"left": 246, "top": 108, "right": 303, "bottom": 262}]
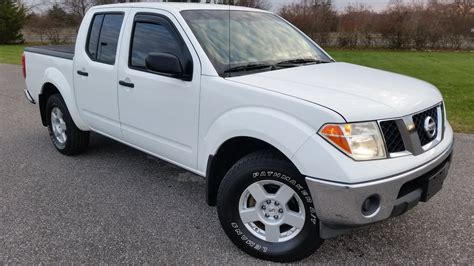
[
  {"left": 413, "top": 106, "right": 438, "bottom": 146},
  {"left": 380, "top": 120, "right": 406, "bottom": 153}
]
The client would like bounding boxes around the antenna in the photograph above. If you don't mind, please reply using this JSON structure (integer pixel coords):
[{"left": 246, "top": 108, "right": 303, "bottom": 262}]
[{"left": 228, "top": 1, "right": 231, "bottom": 76}]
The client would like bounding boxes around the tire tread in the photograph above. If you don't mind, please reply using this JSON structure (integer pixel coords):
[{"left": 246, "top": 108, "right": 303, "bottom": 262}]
[{"left": 46, "top": 94, "right": 89, "bottom": 155}]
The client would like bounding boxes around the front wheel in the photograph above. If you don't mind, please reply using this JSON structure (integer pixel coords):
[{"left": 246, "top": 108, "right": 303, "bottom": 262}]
[{"left": 217, "top": 151, "right": 323, "bottom": 262}]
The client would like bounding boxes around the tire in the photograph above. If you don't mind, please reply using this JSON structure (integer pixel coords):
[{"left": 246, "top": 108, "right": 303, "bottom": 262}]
[
  {"left": 46, "top": 94, "right": 90, "bottom": 155},
  {"left": 217, "top": 150, "right": 323, "bottom": 262}
]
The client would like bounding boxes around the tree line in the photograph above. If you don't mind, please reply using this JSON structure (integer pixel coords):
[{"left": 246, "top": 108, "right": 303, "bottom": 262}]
[{"left": 280, "top": 0, "right": 473, "bottom": 49}]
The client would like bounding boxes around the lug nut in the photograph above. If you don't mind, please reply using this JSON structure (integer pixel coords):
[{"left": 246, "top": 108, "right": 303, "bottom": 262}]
[
  {"left": 265, "top": 213, "right": 270, "bottom": 218},
  {"left": 274, "top": 215, "right": 279, "bottom": 219},
  {"left": 266, "top": 200, "right": 271, "bottom": 204},
  {"left": 278, "top": 209, "right": 283, "bottom": 213},
  {"left": 261, "top": 205, "right": 266, "bottom": 210},
  {"left": 275, "top": 201, "right": 280, "bottom": 206}
]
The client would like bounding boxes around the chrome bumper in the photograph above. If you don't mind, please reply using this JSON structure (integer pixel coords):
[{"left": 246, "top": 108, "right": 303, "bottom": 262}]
[
  {"left": 306, "top": 142, "right": 453, "bottom": 238},
  {"left": 24, "top": 89, "right": 35, "bottom": 104}
]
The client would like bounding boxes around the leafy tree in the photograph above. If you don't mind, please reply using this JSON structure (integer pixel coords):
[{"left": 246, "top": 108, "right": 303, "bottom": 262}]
[{"left": 0, "top": 0, "right": 27, "bottom": 44}]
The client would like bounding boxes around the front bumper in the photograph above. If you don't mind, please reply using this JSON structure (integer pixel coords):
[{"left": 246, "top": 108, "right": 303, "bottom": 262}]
[{"left": 306, "top": 141, "right": 453, "bottom": 239}]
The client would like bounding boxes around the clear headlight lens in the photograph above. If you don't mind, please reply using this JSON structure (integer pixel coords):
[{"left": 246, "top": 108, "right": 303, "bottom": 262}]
[{"left": 319, "top": 122, "right": 386, "bottom": 161}]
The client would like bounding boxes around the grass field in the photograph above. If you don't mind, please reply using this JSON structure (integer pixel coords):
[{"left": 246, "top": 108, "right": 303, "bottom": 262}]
[
  {"left": 328, "top": 49, "right": 474, "bottom": 133},
  {"left": 0, "top": 44, "right": 29, "bottom": 65},
  {"left": 1, "top": 44, "right": 473, "bottom": 132}
]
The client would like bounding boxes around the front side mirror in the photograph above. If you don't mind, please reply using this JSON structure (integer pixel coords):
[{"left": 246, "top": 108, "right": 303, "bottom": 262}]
[{"left": 145, "top": 52, "right": 183, "bottom": 79}]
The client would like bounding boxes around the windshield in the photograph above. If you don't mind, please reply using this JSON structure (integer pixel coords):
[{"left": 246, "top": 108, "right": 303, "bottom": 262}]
[{"left": 181, "top": 10, "right": 332, "bottom": 77}]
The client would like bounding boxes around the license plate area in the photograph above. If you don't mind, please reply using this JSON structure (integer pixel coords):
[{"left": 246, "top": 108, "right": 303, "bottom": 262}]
[
  {"left": 420, "top": 161, "right": 450, "bottom": 202},
  {"left": 397, "top": 154, "right": 452, "bottom": 201}
]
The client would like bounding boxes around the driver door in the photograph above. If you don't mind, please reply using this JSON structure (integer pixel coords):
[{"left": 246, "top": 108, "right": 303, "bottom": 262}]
[{"left": 117, "top": 9, "right": 201, "bottom": 170}]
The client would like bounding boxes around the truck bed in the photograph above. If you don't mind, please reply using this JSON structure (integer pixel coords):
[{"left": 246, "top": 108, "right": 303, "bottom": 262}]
[
  {"left": 24, "top": 45, "right": 75, "bottom": 107},
  {"left": 24, "top": 45, "right": 75, "bottom": 60}
]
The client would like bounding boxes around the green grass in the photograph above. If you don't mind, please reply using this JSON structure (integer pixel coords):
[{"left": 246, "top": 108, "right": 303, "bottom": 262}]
[
  {"left": 0, "top": 44, "right": 29, "bottom": 65},
  {"left": 1, "top": 45, "right": 473, "bottom": 132},
  {"left": 328, "top": 49, "right": 474, "bottom": 133}
]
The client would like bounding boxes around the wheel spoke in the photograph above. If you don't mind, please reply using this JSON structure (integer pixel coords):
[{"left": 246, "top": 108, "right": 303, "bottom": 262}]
[
  {"left": 274, "top": 185, "right": 294, "bottom": 205},
  {"left": 59, "top": 121, "right": 67, "bottom": 131},
  {"left": 284, "top": 211, "right": 305, "bottom": 229},
  {"left": 239, "top": 208, "right": 259, "bottom": 223},
  {"left": 265, "top": 224, "right": 280, "bottom": 242},
  {"left": 61, "top": 132, "right": 67, "bottom": 142},
  {"left": 51, "top": 111, "right": 58, "bottom": 120},
  {"left": 247, "top": 182, "right": 267, "bottom": 203}
]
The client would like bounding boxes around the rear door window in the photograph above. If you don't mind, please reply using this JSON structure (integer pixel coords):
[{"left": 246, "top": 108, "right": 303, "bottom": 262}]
[{"left": 86, "top": 13, "right": 124, "bottom": 65}]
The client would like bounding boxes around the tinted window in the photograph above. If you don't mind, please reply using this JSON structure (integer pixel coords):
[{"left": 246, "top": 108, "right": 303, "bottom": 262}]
[
  {"left": 87, "top": 14, "right": 104, "bottom": 59},
  {"left": 130, "top": 21, "right": 183, "bottom": 69},
  {"left": 85, "top": 13, "right": 124, "bottom": 64},
  {"left": 97, "top": 14, "right": 124, "bottom": 64}
]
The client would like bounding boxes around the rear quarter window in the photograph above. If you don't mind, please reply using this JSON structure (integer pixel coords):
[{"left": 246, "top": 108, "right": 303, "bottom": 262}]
[{"left": 87, "top": 14, "right": 104, "bottom": 59}]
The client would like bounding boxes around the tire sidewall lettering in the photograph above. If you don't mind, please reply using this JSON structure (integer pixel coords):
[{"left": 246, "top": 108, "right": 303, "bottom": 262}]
[{"left": 231, "top": 222, "right": 269, "bottom": 253}]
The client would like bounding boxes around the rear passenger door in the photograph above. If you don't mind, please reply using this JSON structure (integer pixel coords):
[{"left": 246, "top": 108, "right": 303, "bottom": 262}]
[
  {"left": 74, "top": 10, "right": 128, "bottom": 138},
  {"left": 117, "top": 9, "right": 201, "bottom": 170}
]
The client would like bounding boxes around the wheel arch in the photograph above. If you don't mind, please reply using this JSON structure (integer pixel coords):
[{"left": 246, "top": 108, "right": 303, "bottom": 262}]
[
  {"left": 201, "top": 106, "right": 319, "bottom": 206},
  {"left": 39, "top": 68, "right": 89, "bottom": 130},
  {"left": 205, "top": 136, "right": 299, "bottom": 206},
  {"left": 39, "top": 82, "right": 60, "bottom": 126}
]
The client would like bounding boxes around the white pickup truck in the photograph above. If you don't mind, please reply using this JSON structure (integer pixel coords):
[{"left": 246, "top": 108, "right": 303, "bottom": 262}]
[{"left": 23, "top": 3, "right": 454, "bottom": 262}]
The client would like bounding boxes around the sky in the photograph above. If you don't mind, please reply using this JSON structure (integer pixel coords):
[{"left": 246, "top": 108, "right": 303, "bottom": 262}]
[
  {"left": 25, "top": 0, "right": 417, "bottom": 13},
  {"left": 270, "top": 0, "right": 398, "bottom": 11}
]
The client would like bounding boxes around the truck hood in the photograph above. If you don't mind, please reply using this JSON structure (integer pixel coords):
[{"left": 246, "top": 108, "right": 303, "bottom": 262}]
[{"left": 228, "top": 62, "right": 443, "bottom": 121}]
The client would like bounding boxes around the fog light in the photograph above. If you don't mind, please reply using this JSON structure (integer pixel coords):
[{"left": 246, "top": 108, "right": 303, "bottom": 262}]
[{"left": 361, "top": 195, "right": 380, "bottom": 216}]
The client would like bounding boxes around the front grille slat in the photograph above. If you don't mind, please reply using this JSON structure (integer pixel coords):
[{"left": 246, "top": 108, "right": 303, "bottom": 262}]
[
  {"left": 380, "top": 120, "right": 406, "bottom": 153},
  {"left": 413, "top": 107, "right": 438, "bottom": 146}
]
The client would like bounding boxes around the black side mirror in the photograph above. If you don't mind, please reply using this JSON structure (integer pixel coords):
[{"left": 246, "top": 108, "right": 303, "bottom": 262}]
[{"left": 145, "top": 52, "right": 183, "bottom": 79}]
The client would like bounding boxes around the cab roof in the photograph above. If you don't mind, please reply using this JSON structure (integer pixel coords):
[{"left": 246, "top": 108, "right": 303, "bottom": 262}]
[{"left": 91, "top": 2, "right": 266, "bottom": 13}]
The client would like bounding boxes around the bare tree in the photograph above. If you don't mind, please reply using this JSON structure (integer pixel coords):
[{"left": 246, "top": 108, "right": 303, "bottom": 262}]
[
  {"left": 234, "top": 0, "right": 270, "bottom": 10},
  {"left": 337, "top": 4, "right": 375, "bottom": 47},
  {"left": 63, "top": 0, "right": 92, "bottom": 18},
  {"left": 279, "top": 0, "right": 337, "bottom": 45},
  {"left": 63, "top": 0, "right": 117, "bottom": 18}
]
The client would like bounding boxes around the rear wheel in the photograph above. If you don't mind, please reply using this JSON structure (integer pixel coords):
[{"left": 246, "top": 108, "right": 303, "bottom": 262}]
[
  {"left": 217, "top": 151, "right": 323, "bottom": 262},
  {"left": 46, "top": 94, "right": 89, "bottom": 155}
]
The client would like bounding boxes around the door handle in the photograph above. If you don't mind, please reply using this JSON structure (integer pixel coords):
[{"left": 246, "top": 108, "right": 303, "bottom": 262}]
[
  {"left": 77, "top": 70, "right": 88, "bottom": 77},
  {"left": 119, "top": 80, "right": 135, "bottom": 88}
]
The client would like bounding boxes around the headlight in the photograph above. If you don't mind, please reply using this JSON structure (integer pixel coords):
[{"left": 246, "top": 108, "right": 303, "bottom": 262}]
[{"left": 319, "top": 122, "right": 386, "bottom": 161}]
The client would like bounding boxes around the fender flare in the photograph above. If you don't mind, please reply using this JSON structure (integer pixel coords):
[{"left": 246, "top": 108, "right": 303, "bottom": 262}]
[
  {"left": 40, "top": 67, "right": 89, "bottom": 131},
  {"left": 198, "top": 106, "right": 317, "bottom": 174}
]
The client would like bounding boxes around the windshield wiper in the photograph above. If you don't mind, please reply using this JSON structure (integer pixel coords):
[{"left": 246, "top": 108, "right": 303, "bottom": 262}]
[
  {"left": 276, "top": 58, "right": 331, "bottom": 67},
  {"left": 224, "top": 63, "right": 273, "bottom": 76}
]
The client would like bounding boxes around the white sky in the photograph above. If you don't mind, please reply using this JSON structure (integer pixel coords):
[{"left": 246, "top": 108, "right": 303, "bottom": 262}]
[
  {"left": 26, "top": 0, "right": 418, "bottom": 12},
  {"left": 270, "top": 0, "right": 400, "bottom": 11}
]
